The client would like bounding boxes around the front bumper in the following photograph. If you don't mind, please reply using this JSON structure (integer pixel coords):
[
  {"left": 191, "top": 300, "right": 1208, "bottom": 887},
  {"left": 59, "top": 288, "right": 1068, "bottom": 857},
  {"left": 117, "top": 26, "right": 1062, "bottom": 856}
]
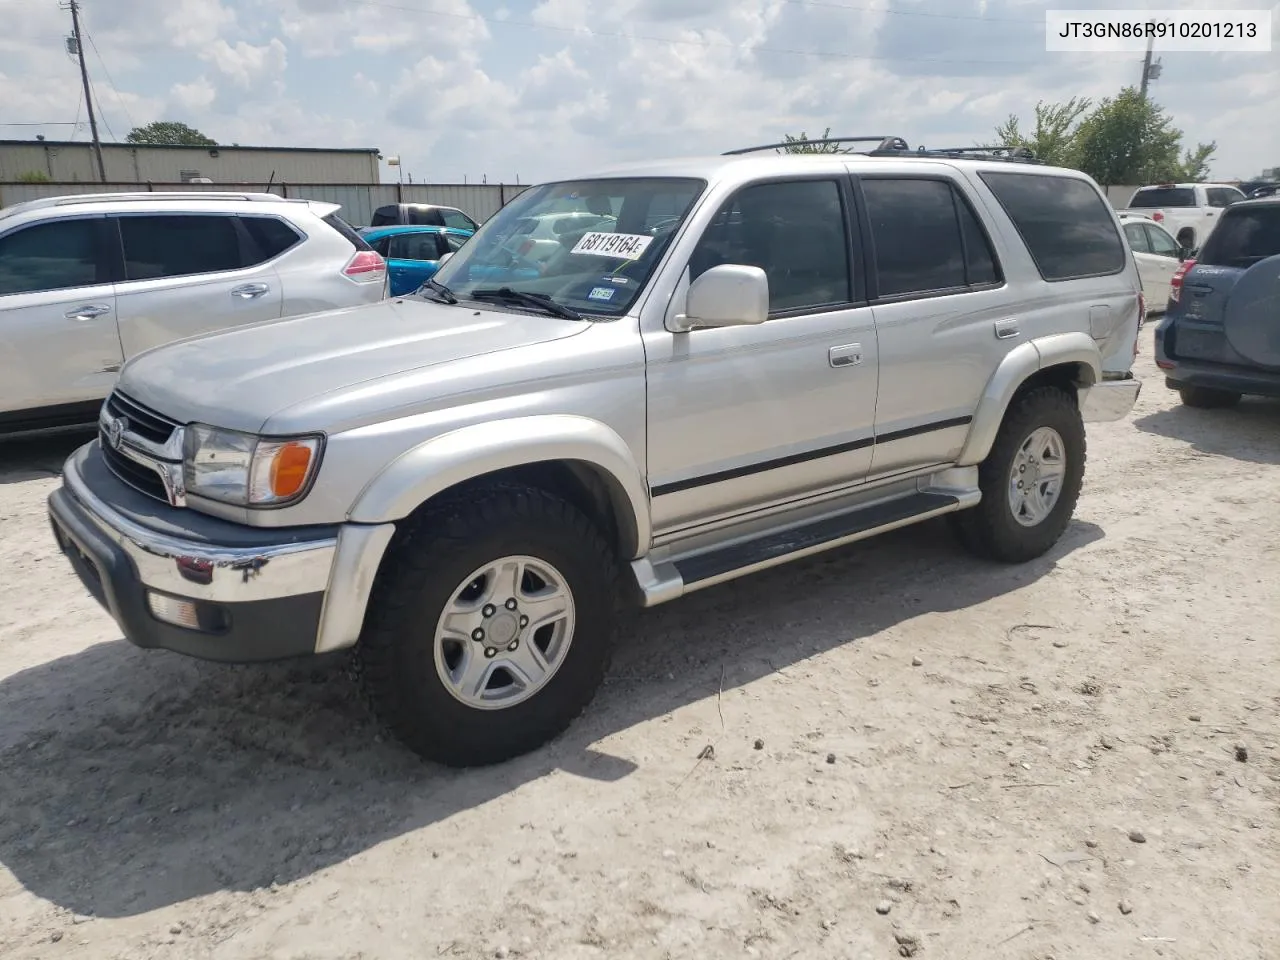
[
  {"left": 48, "top": 441, "right": 344, "bottom": 663},
  {"left": 1078, "top": 377, "right": 1142, "bottom": 422}
]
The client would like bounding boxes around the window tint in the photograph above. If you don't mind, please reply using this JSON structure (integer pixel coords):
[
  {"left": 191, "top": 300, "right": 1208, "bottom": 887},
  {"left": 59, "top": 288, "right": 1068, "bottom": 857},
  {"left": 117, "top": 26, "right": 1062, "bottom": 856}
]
[
  {"left": 1144, "top": 223, "right": 1180, "bottom": 257},
  {"left": 241, "top": 217, "right": 301, "bottom": 261},
  {"left": 118, "top": 215, "right": 242, "bottom": 281},
  {"left": 323, "top": 213, "right": 373, "bottom": 251},
  {"left": 369, "top": 236, "right": 392, "bottom": 257},
  {"left": 441, "top": 209, "right": 476, "bottom": 231},
  {"left": 1129, "top": 187, "right": 1196, "bottom": 208},
  {"left": 980, "top": 172, "right": 1125, "bottom": 281},
  {"left": 0, "top": 219, "right": 101, "bottom": 296},
  {"left": 690, "top": 179, "right": 850, "bottom": 313},
  {"left": 444, "top": 233, "right": 468, "bottom": 253},
  {"left": 370, "top": 206, "right": 399, "bottom": 227},
  {"left": 1123, "top": 222, "right": 1152, "bottom": 253},
  {"left": 388, "top": 232, "right": 443, "bottom": 261},
  {"left": 1206, "top": 188, "right": 1242, "bottom": 208},
  {"left": 405, "top": 206, "right": 445, "bottom": 226},
  {"left": 1198, "top": 206, "right": 1280, "bottom": 268},
  {"left": 957, "top": 194, "right": 1000, "bottom": 286}
]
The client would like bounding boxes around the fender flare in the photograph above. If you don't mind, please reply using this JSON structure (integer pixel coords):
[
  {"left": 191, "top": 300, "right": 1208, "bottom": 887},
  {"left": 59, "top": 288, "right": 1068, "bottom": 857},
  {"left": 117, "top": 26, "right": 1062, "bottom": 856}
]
[
  {"left": 347, "top": 414, "right": 651, "bottom": 558},
  {"left": 955, "top": 333, "right": 1101, "bottom": 467}
]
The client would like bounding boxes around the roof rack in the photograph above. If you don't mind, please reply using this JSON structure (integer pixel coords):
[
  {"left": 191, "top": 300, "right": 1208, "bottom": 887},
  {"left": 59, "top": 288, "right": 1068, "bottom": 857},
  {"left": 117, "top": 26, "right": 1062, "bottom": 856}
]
[
  {"left": 52, "top": 191, "right": 288, "bottom": 205},
  {"left": 722, "top": 136, "right": 1044, "bottom": 165},
  {"left": 723, "top": 136, "right": 907, "bottom": 156}
]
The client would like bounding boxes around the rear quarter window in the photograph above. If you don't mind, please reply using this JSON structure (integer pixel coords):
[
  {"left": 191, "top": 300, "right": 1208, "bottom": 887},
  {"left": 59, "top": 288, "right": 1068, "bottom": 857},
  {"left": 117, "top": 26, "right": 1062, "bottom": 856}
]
[
  {"left": 1198, "top": 205, "right": 1280, "bottom": 268},
  {"left": 1129, "top": 187, "right": 1196, "bottom": 208},
  {"left": 322, "top": 213, "right": 374, "bottom": 251},
  {"left": 979, "top": 172, "right": 1126, "bottom": 282}
]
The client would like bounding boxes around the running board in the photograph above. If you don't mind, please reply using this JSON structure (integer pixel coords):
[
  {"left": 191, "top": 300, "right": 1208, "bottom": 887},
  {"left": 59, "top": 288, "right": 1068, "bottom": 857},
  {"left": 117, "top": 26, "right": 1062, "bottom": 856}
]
[{"left": 631, "top": 489, "right": 966, "bottom": 606}]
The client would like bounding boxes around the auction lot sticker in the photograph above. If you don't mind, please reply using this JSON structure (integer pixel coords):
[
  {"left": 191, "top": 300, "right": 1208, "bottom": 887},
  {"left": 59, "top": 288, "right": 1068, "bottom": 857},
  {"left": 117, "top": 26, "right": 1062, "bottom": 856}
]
[
  {"left": 571, "top": 232, "right": 654, "bottom": 259},
  {"left": 1046, "top": 9, "right": 1272, "bottom": 52}
]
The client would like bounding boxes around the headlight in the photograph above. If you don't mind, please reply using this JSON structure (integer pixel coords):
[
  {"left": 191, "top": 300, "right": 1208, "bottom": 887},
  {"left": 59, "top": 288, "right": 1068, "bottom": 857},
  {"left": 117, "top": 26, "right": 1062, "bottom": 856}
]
[{"left": 183, "top": 425, "right": 323, "bottom": 507}]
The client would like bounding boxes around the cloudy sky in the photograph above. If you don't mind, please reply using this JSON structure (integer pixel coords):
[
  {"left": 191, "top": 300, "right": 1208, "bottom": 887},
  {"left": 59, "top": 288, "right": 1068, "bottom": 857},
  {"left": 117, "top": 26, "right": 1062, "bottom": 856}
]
[{"left": 1, "top": 0, "right": 1276, "bottom": 185}]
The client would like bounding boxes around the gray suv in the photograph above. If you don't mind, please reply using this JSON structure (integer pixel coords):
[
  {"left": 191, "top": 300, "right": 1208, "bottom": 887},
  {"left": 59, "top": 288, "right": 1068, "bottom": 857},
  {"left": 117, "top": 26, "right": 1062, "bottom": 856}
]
[
  {"left": 0, "top": 192, "right": 387, "bottom": 436},
  {"left": 46, "top": 139, "right": 1143, "bottom": 767}
]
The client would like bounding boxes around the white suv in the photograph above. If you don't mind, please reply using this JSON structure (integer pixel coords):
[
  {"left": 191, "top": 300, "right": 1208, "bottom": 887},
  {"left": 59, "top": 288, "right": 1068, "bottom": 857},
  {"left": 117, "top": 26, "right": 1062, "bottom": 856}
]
[{"left": 0, "top": 192, "right": 388, "bottom": 437}]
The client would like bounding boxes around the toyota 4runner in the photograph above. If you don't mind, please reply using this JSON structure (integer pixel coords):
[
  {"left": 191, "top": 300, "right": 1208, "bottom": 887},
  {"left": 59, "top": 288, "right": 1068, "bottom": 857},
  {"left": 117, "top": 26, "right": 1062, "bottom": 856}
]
[{"left": 47, "top": 138, "right": 1143, "bottom": 767}]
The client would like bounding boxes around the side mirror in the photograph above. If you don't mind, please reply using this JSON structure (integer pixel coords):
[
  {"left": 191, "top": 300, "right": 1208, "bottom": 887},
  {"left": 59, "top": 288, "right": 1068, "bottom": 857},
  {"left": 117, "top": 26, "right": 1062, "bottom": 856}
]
[{"left": 669, "top": 264, "right": 769, "bottom": 333}]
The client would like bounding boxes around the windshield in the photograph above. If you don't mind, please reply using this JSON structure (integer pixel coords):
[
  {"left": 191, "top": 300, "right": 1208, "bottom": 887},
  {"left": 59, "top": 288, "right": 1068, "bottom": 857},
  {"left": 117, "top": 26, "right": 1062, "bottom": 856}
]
[
  {"left": 1198, "top": 206, "right": 1280, "bottom": 268},
  {"left": 1129, "top": 187, "right": 1196, "bottom": 208},
  {"left": 429, "top": 177, "right": 706, "bottom": 316}
]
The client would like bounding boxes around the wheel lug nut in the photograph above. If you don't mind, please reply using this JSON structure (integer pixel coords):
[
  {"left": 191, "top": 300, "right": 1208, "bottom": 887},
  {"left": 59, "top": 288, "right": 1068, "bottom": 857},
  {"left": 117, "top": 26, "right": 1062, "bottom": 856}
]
[
  {"left": 505, "top": 598, "right": 518, "bottom": 610},
  {"left": 472, "top": 628, "right": 485, "bottom": 641},
  {"left": 519, "top": 615, "right": 529, "bottom": 627},
  {"left": 482, "top": 604, "right": 496, "bottom": 617},
  {"left": 484, "top": 647, "right": 497, "bottom": 659},
  {"left": 507, "top": 640, "right": 519, "bottom": 651}
]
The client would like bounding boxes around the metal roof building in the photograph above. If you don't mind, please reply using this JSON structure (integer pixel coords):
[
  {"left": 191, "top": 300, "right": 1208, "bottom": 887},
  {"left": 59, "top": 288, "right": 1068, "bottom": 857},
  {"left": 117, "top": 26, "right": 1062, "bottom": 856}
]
[{"left": 0, "top": 140, "right": 381, "bottom": 185}]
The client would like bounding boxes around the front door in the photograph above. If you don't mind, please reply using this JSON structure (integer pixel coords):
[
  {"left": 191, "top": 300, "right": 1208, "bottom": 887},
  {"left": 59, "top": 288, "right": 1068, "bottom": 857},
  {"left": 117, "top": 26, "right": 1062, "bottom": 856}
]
[
  {"left": 387, "top": 231, "right": 446, "bottom": 296},
  {"left": 110, "top": 212, "right": 284, "bottom": 357},
  {"left": 644, "top": 177, "right": 879, "bottom": 535},
  {"left": 0, "top": 215, "right": 122, "bottom": 419}
]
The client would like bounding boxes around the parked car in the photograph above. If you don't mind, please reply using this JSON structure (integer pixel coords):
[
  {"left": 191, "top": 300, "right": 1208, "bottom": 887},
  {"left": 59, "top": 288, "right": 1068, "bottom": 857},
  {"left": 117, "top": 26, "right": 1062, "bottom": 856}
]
[
  {"left": 47, "top": 141, "right": 1142, "bottom": 767},
  {"left": 0, "top": 191, "right": 386, "bottom": 436},
  {"left": 366, "top": 202, "right": 479, "bottom": 232},
  {"left": 1118, "top": 212, "right": 1191, "bottom": 313},
  {"left": 1154, "top": 196, "right": 1280, "bottom": 408},
  {"left": 1117, "top": 182, "right": 1247, "bottom": 253},
  {"left": 362, "top": 225, "right": 473, "bottom": 296}
]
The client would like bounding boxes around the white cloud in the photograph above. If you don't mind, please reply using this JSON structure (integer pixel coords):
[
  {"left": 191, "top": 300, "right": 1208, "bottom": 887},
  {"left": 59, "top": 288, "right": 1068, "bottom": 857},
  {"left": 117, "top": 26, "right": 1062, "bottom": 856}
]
[
  {"left": 203, "top": 38, "right": 288, "bottom": 88},
  {"left": 171, "top": 76, "right": 218, "bottom": 112}
]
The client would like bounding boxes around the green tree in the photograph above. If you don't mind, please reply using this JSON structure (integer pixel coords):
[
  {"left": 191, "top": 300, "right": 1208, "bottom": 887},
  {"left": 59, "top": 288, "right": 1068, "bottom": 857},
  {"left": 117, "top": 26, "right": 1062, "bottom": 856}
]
[
  {"left": 990, "top": 96, "right": 1091, "bottom": 167},
  {"left": 1072, "top": 87, "right": 1214, "bottom": 186},
  {"left": 124, "top": 121, "right": 217, "bottom": 146},
  {"left": 780, "top": 127, "right": 846, "bottom": 154}
]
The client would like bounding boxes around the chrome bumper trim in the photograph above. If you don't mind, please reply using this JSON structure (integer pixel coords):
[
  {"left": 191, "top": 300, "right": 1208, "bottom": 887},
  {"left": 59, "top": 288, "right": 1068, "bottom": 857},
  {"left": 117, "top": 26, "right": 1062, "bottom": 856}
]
[
  {"left": 62, "top": 453, "right": 337, "bottom": 604},
  {"left": 1079, "top": 378, "right": 1141, "bottom": 423}
]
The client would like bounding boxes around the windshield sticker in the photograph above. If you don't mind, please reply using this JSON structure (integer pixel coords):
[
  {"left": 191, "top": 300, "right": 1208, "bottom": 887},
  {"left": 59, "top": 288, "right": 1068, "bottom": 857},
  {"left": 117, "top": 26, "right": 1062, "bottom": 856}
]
[
  {"left": 571, "top": 231, "right": 654, "bottom": 259},
  {"left": 604, "top": 275, "right": 631, "bottom": 285},
  {"left": 587, "top": 286, "right": 617, "bottom": 301}
]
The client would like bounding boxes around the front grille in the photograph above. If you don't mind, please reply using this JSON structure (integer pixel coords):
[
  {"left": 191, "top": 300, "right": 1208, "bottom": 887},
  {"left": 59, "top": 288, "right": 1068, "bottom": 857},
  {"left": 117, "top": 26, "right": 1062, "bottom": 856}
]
[
  {"left": 104, "top": 391, "right": 180, "bottom": 447},
  {"left": 100, "top": 441, "right": 171, "bottom": 502}
]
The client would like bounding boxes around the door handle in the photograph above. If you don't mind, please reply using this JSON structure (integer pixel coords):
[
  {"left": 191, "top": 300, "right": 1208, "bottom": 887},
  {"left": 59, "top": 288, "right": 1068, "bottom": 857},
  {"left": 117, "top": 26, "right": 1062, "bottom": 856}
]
[
  {"left": 994, "top": 318, "right": 1020, "bottom": 340},
  {"left": 231, "top": 283, "right": 270, "bottom": 300},
  {"left": 64, "top": 304, "right": 112, "bottom": 321},
  {"left": 829, "top": 343, "right": 863, "bottom": 368}
]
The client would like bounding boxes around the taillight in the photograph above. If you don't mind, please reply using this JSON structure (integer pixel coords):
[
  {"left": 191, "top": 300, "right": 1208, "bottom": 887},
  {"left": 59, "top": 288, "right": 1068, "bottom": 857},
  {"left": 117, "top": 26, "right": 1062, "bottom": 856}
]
[
  {"left": 343, "top": 250, "right": 386, "bottom": 282},
  {"left": 1170, "top": 258, "right": 1195, "bottom": 303},
  {"left": 1135, "top": 292, "right": 1144, "bottom": 357},
  {"left": 1152, "top": 211, "right": 1164, "bottom": 222}
]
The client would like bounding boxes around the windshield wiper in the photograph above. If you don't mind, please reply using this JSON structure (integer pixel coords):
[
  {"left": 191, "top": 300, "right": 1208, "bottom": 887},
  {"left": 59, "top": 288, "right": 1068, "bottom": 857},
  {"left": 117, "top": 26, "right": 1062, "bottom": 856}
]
[
  {"left": 419, "top": 278, "right": 458, "bottom": 304},
  {"left": 470, "top": 287, "right": 582, "bottom": 322}
]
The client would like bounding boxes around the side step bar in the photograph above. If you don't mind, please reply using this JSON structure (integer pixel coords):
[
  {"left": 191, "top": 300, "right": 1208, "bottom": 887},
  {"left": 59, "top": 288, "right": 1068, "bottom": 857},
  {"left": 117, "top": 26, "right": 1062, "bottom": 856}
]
[{"left": 632, "top": 489, "right": 966, "bottom": 606}]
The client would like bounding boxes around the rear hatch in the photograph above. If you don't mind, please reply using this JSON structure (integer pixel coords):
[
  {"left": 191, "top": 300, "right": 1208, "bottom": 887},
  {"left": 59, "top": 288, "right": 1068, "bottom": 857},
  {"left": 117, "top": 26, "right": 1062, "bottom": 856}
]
[{"left": 1166, "top": 203, "right": 1280, "bottom": 368}]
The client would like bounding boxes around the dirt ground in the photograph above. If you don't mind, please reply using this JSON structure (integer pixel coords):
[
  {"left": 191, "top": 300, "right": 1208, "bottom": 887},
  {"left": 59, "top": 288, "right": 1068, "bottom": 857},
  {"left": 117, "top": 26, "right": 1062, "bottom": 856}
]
[{"left": 1, "top": 332, "right": 1278, "bottom": 960}]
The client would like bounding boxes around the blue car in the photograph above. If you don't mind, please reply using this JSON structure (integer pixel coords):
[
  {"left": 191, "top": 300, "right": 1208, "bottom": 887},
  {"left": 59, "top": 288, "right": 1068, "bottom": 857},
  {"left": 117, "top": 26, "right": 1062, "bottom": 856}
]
[{"left": 362, "top": 225, "right": 473, "bottom": 296}]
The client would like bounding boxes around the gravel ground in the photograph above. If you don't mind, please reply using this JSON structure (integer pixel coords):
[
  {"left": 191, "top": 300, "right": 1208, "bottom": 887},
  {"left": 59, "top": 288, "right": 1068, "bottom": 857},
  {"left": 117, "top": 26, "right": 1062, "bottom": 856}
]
[{"left": 1, "top": 333, "right": 1278, "bottom": 960}]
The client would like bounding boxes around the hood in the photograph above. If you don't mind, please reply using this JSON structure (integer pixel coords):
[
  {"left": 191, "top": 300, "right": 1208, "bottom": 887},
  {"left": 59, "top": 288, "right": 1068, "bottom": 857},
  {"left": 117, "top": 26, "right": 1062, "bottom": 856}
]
[{"left": 117, "top": 298, "right": 587, "bottom": 433}]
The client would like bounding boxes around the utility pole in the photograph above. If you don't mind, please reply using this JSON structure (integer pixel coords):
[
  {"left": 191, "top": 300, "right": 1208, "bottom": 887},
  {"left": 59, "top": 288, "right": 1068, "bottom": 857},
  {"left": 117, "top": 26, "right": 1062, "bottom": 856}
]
[
  {"left": 1139, "top": 32, "right": 1162, "bottom": 99},
  {"left": 65, "top": 0, "right": 106, "bottom": 182}
]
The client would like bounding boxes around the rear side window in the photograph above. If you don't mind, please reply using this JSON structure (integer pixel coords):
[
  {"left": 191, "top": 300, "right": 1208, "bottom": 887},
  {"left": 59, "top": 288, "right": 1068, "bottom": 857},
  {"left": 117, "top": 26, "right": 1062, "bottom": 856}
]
[
  {"left": 981, "top": 172, "right": 1125, "bottom": 282},
  {"left": 1144, "top": 223, "right": 1180, "bottom": 258},
  {"left": 406, "top": 206, "right": 445, "bottom": 226},
  {"left": 1129, "top": 187, "right": 1196, "bottom": 208},
  {"left": 388, "top": 232, "right": 444, "bottom": 260},
  {"left": 0, "top": 219, "right": 103, "bottom": 295},
  {"left": 322, "top": 213, "right": 373, "bottom": 251},
  {"left": 862, "top": 178, "right": 1001, "bottom": 297},
  {"left": 1123, "top": 222, "right": 1152, "bottom": 253},
  {"left": 241, "top": 216, "right": 302, "bottom": 261},
  {"left": 1206, "top": 187, "right": 1243, "bottom": 208},
  {"left": 441, "top": 208, "right": 476, "bottom": 231},
  {"left": 370, "top": 206, "right": 399, "bottom": 227},
  {"left": 118, "top": 215, "right": 242, "bottom": 281},
  {"left": 1198, "top": 206, "right": 1280, "bottom": 268}
]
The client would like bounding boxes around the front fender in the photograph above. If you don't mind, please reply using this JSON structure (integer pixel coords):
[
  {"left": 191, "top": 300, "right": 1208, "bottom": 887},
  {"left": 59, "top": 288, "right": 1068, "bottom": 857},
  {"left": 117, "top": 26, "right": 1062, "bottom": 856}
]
[
  {"left": 955, "top": 333, "right": 1101, "bottom": 467},
  {"left": 347, "top": 414, "right": 651, "bottom": 556}
]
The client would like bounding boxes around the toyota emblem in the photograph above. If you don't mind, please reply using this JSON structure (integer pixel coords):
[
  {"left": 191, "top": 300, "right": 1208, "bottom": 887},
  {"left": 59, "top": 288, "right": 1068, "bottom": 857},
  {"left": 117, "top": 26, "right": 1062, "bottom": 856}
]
[{"left": 107, "top": 416, "right": 128, "bottom": 451}]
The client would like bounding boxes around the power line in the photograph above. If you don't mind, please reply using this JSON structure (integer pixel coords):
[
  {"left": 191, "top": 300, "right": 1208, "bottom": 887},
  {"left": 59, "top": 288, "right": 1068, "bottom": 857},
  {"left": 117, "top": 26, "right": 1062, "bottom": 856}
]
[
  {"left": 336, "top": 0, "right": 1045, "bottom": 66},
  {"left": 0, "top": 121, "right": 81, "bottom": 126},
  {"left": 776, "top": 0, "right": 1038, "bottom": 23},
  {"left": 87, "top": 75, "right": 117, "bottom": 141},
  {"left": 85, "top": 30, "right": 136, "bottom": 132}
]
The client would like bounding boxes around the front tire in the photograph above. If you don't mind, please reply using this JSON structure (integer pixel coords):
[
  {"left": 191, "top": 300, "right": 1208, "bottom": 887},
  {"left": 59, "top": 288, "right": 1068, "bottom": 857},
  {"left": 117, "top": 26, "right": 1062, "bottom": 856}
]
[
  {"left": 953, "top": 386, "right": 1086, "bottom": 564},
  {"left": 358, "top": 484, "right": 620, "bottom": 767},
  {"left": 1178, "top": 385, "right": 1241, "bottom": 409}
]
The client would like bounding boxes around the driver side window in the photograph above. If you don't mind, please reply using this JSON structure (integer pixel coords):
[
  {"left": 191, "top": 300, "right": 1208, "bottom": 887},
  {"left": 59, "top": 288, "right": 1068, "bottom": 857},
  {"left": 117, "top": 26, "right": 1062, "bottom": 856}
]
[
  {"left": 688, "top": 179, "right": 852, "bottom": 314},
  {"left": 1145, "top": 224, "right": 1180, "bottom": 258}
]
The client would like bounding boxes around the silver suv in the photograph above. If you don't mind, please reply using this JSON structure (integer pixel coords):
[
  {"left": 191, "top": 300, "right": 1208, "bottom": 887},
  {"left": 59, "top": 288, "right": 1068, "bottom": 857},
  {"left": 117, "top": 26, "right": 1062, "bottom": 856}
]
[
  {"left": 0, "top": 192, "right": 387, "bottom": 436},
  {"left": 46, "top": 139, "right": 1143, "bottom": 767}
]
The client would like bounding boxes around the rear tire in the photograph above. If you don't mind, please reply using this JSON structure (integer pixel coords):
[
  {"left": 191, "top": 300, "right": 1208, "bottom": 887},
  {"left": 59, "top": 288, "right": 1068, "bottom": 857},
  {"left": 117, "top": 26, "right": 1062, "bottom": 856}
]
[
  {"left": 1178, "top": 385, "right": 1241, "bottom": 409},
  {"left": 357, "top": 483, "right": 620, "bottom": 767},
  {"left": 953, "top": 386, "right": 1086, "bottom": 564}
]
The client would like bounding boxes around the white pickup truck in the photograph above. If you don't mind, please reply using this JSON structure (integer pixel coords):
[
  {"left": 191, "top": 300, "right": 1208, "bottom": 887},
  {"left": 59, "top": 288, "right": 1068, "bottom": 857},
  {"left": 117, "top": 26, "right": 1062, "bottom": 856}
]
[{"left": 1118, "top": 182, "right": 1247, "bottom": 253}]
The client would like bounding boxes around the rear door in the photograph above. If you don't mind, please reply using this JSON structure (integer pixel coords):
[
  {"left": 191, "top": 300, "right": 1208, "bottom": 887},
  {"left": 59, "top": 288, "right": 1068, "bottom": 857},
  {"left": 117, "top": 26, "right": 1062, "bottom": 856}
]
[
  {"left": 1122, "top": 220, "right": 1160, "bottom": 303},
  {"left": 111, "top": 212, "right": 285, "bottom": 357},
  {"left": 0, "top": 215, "right": 122, "bottom": 417},
  {"left": 386, "top": 231, "right": 445, "bottom": 295},
  {"left": 1140, "top": 221, "right": 1183, "bottom": 306}
]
